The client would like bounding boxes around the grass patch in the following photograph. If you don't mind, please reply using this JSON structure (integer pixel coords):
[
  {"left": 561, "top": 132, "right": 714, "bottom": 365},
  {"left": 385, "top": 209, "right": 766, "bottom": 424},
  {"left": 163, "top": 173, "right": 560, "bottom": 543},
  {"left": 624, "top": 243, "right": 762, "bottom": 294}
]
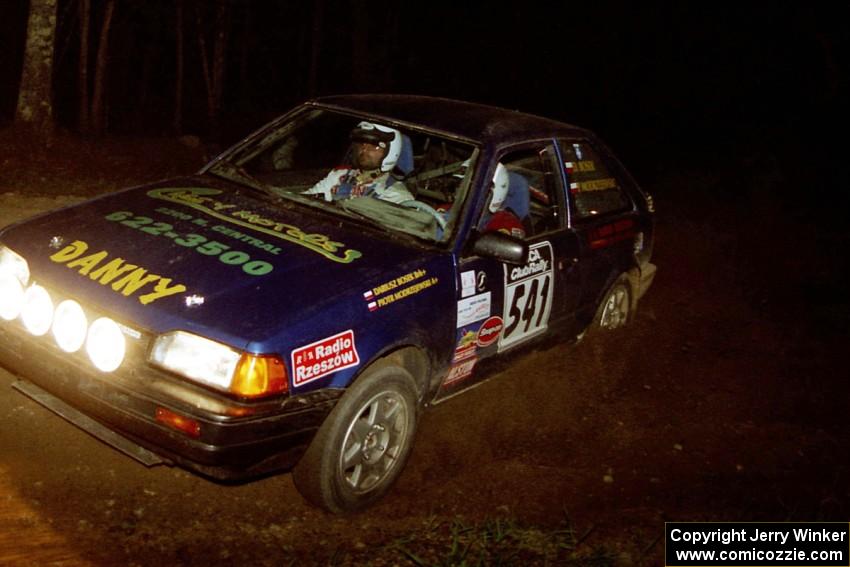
[{"left": 383, "top": 514, "right": 618, "bottom": 566}]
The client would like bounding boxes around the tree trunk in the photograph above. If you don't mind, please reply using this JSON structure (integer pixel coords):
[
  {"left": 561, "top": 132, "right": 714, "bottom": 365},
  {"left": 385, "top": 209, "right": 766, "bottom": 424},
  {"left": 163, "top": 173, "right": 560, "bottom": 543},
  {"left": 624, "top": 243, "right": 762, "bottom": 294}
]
[
  {"left": 196, "top": 0, "right": 230, "bottom": 138},
  {"left": 173, "top": 0, "right": 184, "bottom": 134},
  {"left": 78, "top": 0, "right": 91, "bottom": 134},
  {"left": 91, "top": 0, "right": 115, "bottom": 136},
  {"left": 211, "top": 1, "right": 229, "bottom": 128},
  {"left": 238, "top": 4, "right": 251, "bottom": 111},
  {"left": 15, "top": 0, "right": 59, "bottom": 142},
  {"left": 307, "top": 0, "right": 324, "bottom": 97}
]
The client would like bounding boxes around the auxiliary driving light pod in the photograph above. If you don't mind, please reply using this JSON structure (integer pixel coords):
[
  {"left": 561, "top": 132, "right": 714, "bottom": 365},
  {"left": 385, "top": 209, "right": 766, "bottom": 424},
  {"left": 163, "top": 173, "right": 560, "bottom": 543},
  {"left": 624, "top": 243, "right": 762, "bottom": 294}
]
[
  {"left": 0, "top": 246, "right": 30, "bottom": 286},
  {"left": 0, "top": 274, "right": 24, "bottom": 321},
  {"left": 21, "top": 284, "right": 54, "bottom": 336},
  {"left": 52, "top": 300, "right": 88, "bottom": 353},
  {"left": 86, "top": 317, "right": 126, "bottom": 372}
]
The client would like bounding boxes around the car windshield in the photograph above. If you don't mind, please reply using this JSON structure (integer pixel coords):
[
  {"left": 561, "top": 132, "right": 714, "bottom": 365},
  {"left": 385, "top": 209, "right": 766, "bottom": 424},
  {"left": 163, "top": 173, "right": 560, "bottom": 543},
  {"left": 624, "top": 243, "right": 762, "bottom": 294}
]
[{"left": 208, "top": 109, "right": 477, "bottom": 243}]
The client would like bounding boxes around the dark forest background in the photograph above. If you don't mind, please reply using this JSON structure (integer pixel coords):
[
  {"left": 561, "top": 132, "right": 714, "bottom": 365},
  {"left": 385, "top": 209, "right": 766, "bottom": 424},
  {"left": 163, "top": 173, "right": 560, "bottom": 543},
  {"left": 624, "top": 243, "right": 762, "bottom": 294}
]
[
  {"left": 1, "top": 2, "right": 847, "bottom": 205},
  {"left": 1, "top": 5, "right": 849, "bottom": 562}
]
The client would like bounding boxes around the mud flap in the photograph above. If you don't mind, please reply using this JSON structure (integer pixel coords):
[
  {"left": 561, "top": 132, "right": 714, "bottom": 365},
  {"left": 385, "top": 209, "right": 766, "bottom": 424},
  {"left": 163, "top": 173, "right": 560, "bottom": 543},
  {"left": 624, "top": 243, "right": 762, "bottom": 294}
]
[
  {"left": 12, "top": 380, "right": 168, "bottom": 467},
  {"left": 636, "top": 262, "right": 657, "bottom": 300}
]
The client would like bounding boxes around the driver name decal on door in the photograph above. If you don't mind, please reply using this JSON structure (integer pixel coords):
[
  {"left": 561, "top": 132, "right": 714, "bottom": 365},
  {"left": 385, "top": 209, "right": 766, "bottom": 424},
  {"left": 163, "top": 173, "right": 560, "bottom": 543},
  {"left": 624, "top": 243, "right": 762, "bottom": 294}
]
[{"left": 499, "top": 242, "right": 554, "bottom": 351}]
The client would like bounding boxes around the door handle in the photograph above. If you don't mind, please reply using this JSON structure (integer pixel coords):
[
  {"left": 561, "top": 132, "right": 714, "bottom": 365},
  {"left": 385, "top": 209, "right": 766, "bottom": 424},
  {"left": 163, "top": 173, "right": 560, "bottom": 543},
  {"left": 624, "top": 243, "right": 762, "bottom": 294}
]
[{"left": 559, "top": 257, "right": 578, "bottom": 270}]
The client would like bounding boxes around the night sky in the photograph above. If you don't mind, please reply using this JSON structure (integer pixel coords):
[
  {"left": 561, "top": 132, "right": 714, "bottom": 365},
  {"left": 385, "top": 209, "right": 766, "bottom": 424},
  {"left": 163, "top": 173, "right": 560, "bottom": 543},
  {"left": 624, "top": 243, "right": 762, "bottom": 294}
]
[{"left": 1, "top": 2, "right": 847, "bottom": 201}]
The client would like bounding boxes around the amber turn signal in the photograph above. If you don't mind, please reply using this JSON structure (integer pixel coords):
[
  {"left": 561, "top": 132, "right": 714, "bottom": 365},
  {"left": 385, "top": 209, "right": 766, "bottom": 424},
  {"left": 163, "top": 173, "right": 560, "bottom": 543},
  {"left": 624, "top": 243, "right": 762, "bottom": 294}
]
[{"left": 231, "top": 354, "right": 288, "bottom": 398}]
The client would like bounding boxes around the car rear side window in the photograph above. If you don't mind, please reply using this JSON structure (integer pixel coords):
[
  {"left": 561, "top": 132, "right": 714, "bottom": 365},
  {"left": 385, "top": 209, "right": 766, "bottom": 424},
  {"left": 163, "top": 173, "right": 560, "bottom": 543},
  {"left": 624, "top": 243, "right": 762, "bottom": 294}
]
[{"left": 559, "top": 140, "right": 631, "bottom": 220}]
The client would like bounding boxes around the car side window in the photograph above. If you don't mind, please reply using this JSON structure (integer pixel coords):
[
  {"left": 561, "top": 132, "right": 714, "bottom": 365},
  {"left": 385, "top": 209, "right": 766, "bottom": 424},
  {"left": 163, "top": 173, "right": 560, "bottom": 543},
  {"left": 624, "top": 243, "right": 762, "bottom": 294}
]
[
  {"left": 559, "top": 140, "right": 631, "bottom": 220},
  {"left": 477, "top": 145, "right": 565, "bottom": 239}
]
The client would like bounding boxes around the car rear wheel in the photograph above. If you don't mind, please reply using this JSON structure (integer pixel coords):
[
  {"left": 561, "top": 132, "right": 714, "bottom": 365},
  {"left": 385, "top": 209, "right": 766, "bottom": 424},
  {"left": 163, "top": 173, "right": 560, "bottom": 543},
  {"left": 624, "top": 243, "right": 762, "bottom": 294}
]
[
  {"left": 593, "top": 275, "right": 631, "bottom": 331},
  {"left": 292, "top": 363, "right": 419, "bottom": 513}
]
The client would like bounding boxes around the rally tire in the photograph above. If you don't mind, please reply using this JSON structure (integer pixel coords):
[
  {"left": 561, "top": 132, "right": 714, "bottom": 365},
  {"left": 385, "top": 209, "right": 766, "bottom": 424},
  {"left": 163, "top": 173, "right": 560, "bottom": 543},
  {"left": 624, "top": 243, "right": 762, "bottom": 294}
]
[
  {"left": 292, "top": 364, "right": 419, "bottom": 513},
  {"left": 592, "top": 274, "right": 631, "bottom": 332}
]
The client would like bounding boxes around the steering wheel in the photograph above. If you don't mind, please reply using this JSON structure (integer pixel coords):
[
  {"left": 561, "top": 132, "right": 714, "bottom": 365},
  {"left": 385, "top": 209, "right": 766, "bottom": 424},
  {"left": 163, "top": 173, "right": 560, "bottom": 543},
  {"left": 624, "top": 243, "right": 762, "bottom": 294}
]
[{"left": 399, "top": 200, "right": 447, "bottom": 231}]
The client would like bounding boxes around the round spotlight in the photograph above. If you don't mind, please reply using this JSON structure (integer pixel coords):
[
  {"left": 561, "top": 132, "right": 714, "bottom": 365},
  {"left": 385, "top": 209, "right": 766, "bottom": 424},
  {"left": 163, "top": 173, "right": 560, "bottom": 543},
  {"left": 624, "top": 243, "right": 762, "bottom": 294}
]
[
  {"left": 21, "top": 284, "right": 54, "bottom": 336},
  {"left": 52, "top": 300, "right": 88, "bottom": 353},
  {"left": 86, "top": 317, "right": 126, "bottom": 372},
  {"left": 0, "top": 274, "right": 24, "bottom": 321}
]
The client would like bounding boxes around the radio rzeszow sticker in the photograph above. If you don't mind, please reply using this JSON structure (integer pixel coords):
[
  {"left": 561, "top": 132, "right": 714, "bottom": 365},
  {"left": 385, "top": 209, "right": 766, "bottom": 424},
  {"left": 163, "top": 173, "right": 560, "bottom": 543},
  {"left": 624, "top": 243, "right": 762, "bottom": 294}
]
[
  {"left": 291, "top": 330, "right": 360, "bottom": 387},
  {"left": 499, "top": 242, "right": 554, "bottom": 351}
]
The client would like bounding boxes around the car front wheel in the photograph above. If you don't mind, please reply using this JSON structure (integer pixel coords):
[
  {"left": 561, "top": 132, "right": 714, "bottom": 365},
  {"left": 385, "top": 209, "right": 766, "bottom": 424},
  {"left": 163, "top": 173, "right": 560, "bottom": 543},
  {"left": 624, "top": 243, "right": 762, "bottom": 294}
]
[{"left": 293, "top": 363, "right": 419, "bottom": 513}]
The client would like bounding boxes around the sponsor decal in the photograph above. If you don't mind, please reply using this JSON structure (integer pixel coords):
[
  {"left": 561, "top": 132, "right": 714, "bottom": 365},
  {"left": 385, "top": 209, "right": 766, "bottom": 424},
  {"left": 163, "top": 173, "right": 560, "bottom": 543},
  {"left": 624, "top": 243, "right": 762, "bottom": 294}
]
[
  {"left": 157, "top": 206, "right": 283, "bottom": 255},
  {"left": 371, "top": 269, "right": 426, "bottom": 296},
  {"left": 453, "top": 328, "right": 478, "bottom": 362},
  {"left": 507, "top": 246, "right": 550, "bottom": 285},
  {"left": 571, "top": 178, "right": 618, "bottom": 193},
  {"left": 104, "top": 210, "right": 273, "bottom": 276},
  {"left": 453, "top": 344, "right": 476, "bottom": 362},
  {"left": 458, "top": 328, "right": 477, "bottom": 348},
  {"left": 444, "top": 357, "right": 477, "bottom": 386},
  {"left": 460, "top": 270, "right": 476, "bottom": 298},
  {"left": 48, "top": 239, "right": 187, "bottom": 305},
  {"left": 147, "top": 187, "right": 362, "bottom": 264},
  {"left": 500, "top": 242, "right": 554, "bottom": 351},
  {"left": 446, "top": 359, "right": 476, "bottom": 384},
  {"left": 209, "top": 224, "right": 282, "bottom": 255},
  {"left": 363, "top": 268, "right": 438, "bottom": 311},
  {"left": 564, "top": 160, "right": 596, "bottom": 173},
  {"left": 291, "top": 329, "right": 360, "bottom": 387},
  {"left": 476, "top": 316, "right": 503, "bottom": 348},
  {"left": 457, "top": 292, "right": 491, "bottom": 328}
]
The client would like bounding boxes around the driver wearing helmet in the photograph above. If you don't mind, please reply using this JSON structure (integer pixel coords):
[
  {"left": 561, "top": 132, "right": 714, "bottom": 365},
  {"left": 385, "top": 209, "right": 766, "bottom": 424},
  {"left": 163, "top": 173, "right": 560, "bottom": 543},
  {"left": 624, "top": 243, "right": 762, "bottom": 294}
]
[
  {"left": 481, "top": 162, "right": 526, "bottom": 238},
  {"left": 304, "top": 121, "right": 414, "bottom": 204}
]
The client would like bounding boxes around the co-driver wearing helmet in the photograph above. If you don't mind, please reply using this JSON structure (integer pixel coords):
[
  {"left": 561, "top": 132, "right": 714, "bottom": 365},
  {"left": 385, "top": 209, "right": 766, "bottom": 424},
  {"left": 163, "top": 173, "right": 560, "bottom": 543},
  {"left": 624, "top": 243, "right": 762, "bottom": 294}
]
[
  {"left": 304, "top": 121, "right": 414, "bottom": 203},
  {"left": 481, "top": 162, "right": 526, "bottom": 238}
]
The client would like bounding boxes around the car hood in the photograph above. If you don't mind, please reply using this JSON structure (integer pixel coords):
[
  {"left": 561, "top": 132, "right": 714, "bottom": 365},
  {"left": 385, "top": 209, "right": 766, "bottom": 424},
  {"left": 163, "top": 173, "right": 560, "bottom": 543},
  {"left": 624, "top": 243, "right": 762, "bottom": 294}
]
[{"left": 1, "top": 177, "right": 440, "bottom": 350}]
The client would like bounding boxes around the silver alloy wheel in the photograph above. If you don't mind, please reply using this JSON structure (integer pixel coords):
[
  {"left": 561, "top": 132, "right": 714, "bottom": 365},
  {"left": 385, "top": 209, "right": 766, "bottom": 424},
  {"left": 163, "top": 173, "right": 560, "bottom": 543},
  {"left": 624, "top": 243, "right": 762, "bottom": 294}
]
[
  {"left": 599, "top": 284, "right": 629, "bottom": 329},
  {"left": 338, "top": 389, "right": 410, "bottom": 494}
]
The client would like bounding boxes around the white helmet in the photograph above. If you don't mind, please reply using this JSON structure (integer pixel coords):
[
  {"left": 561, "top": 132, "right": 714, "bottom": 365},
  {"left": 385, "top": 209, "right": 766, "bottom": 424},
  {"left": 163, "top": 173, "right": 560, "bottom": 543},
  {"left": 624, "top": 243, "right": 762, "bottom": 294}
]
[
  {"left": 489, "top": 162, "right": 510, "bottom": 213},
  {"left": 350, "top": 121, "right": 402, "bottom": 172}
]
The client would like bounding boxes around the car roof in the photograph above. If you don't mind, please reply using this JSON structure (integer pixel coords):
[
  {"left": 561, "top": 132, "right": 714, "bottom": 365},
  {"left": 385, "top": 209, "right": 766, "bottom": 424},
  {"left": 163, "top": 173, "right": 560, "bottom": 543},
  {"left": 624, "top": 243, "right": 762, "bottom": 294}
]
[{"left": 310, "top": 94, "right": 591, "bottom": 145}]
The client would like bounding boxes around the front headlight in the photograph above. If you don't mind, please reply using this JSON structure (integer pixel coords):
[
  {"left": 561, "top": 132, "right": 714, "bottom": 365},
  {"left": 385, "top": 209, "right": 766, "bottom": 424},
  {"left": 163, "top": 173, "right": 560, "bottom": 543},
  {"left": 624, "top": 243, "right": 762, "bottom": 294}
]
[
  {"left": 149, "top": 331, "right": 288, "bottom": 398},
  {"left": 0, "top": 245, "right": 30, "bottom": 286}
]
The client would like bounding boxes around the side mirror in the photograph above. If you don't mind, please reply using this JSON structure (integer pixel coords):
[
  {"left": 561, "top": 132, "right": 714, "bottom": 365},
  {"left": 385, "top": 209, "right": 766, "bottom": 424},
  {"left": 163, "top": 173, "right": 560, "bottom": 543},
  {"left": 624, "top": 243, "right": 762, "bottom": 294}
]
[{"left": 470, "top": 232, "right": 529, "bottom": 265}]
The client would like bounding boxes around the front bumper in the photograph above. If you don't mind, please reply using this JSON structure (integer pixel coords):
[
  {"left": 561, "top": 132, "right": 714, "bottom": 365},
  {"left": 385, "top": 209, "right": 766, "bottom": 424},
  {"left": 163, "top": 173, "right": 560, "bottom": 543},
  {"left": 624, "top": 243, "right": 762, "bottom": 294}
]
[{"left": 0, "top": 318, "right": 340, "bottom": 481}]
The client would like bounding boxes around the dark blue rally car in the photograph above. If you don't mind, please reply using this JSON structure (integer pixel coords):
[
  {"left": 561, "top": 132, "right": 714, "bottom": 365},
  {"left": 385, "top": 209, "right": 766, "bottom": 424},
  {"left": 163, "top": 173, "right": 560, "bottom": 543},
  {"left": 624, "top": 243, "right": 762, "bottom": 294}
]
[{"left": 0, "top": 95, "right": 655, "bottom": 512}]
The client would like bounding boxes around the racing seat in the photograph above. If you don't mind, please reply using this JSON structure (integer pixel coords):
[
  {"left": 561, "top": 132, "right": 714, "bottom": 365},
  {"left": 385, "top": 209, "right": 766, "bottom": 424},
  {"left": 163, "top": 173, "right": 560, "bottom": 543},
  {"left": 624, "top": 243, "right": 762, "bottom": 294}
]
[{"left": 504, "top": 171, "right": 530, "bottom": 225}]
